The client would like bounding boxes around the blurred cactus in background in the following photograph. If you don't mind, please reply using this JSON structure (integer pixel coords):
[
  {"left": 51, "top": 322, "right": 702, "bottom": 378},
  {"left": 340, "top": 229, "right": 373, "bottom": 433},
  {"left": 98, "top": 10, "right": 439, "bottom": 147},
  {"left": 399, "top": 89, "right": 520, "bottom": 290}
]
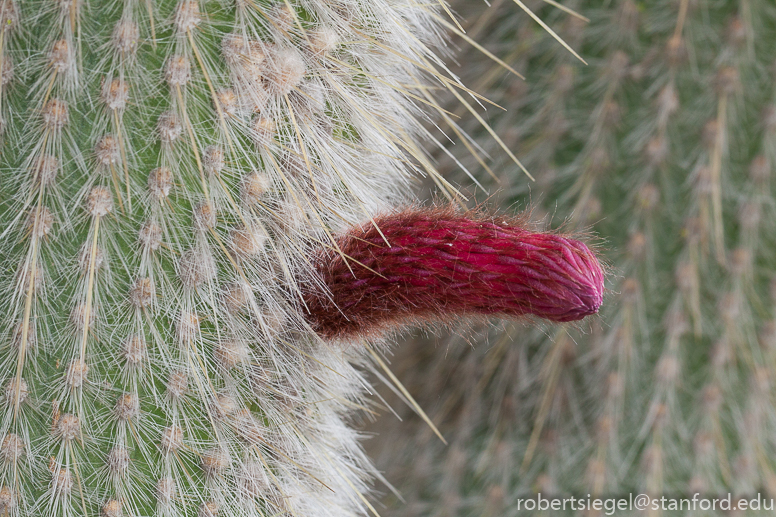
[
  {"left": 0, "top": 0, "right": 520, "bottom": 515},
  {"left": 367, "top": 0, "right": 776, "bottom": 515}
]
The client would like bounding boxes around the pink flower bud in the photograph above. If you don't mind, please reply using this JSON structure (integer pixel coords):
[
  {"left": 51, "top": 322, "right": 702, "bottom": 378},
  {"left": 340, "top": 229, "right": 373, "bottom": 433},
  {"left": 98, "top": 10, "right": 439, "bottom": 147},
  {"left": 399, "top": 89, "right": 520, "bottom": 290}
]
[{"left": 303, "top": 207, "right": 605, "bottom": 340}]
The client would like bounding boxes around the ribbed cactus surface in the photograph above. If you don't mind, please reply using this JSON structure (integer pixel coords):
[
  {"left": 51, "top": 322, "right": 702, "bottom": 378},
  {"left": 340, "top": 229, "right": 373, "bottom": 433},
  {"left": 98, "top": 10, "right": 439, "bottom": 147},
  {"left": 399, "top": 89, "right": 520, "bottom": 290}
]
[
  {"left": 0, "top": 1, "right": 490, "bottom": 515},
  {"left": 368, "top": 1, "right": 776, "bottom": 515}
]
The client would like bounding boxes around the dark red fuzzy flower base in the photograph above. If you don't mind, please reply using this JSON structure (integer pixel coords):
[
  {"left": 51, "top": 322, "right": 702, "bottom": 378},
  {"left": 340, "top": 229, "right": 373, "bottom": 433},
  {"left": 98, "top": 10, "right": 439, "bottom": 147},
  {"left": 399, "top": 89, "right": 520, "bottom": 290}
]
[{"left": 302, "top": 206, "right": 604, "bottom": 340}]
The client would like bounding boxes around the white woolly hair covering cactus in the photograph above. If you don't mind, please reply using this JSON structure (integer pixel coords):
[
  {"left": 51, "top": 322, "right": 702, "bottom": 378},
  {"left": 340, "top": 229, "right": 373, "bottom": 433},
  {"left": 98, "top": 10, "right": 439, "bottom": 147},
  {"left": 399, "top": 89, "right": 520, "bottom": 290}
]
[{"left": 0, "top": 0, "right": 541, "bottom": 515}]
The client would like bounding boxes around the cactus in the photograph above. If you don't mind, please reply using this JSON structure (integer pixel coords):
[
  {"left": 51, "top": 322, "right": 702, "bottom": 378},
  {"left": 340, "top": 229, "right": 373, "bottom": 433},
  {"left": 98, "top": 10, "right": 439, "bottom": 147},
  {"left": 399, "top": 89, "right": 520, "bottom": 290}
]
[
  {"left": 0, "top": 1, "right": 580, "bottom": 515},
  {"left": 367, "top": 1, "right": 776, "bottom": 515}
]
